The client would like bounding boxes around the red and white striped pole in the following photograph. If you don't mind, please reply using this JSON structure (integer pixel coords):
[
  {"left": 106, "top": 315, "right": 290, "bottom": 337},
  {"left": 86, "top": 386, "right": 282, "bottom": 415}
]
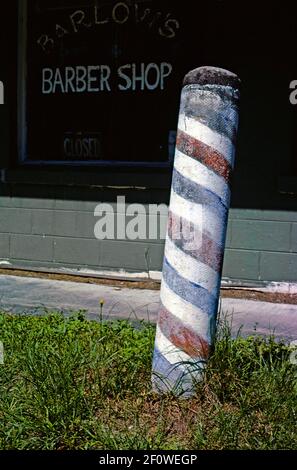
[{"left": 152, "top": 66, "right": 240, "bottom": 396}]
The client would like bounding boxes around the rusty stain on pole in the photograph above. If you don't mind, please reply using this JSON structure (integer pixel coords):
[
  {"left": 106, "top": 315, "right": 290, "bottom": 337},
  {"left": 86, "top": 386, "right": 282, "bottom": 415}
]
[{"left": 152, "top": 66, "right": 241, "bottom": 396}]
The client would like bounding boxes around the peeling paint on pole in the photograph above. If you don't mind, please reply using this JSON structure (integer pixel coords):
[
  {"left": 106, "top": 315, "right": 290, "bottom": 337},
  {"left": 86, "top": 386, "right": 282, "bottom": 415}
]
[
  {"left": 152, "top": 66, "right": 241, "bottom": 396},
  {"left": 0, "top": 81, "right": 4, "bottom": 105}
]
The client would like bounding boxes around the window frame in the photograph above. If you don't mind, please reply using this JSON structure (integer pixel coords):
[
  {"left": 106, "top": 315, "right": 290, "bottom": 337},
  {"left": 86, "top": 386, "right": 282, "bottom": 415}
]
[{"left": 17, "top": 0, "right": 174, "bottom": 169}]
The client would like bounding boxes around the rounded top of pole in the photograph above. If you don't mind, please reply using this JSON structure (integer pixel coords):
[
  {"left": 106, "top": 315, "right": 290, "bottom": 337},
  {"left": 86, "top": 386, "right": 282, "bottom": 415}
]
[{"left": 183, "top": 66, "right": 241, "bottom": 90}]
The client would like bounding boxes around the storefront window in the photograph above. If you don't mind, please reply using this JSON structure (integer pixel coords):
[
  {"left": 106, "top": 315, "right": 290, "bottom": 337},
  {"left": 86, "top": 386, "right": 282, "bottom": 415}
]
[{"left": 19, "top": 0, "right": 189, "bottom": 165}]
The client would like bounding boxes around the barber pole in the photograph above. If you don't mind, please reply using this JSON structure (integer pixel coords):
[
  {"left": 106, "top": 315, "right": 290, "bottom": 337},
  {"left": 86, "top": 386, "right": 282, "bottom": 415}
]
[
  {"left": 152, "top": 66, "right": 240, "bottom": 396},
  {"left": 0, "top": 81, "right": 4, "bottom": 105}
]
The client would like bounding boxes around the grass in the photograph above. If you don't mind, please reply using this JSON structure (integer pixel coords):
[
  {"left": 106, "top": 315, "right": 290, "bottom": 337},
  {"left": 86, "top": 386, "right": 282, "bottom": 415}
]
[{"left": 0, "top": 309, "right": 296, "bottom": 450}]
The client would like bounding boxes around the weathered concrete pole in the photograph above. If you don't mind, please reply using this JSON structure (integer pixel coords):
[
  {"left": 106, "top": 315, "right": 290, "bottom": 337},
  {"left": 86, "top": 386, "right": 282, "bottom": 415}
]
[{"left": 152, "top": 66, "right": 241, "bottom": 396}]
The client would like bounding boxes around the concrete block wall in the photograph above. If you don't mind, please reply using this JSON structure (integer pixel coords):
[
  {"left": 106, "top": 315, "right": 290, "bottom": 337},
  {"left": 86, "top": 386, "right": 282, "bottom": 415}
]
[
  {"left": 0, "top": 183, "right": 167, "bottom": 277},
  {"left": 0, "top": 182, "right": 297, "bottom": 283}
]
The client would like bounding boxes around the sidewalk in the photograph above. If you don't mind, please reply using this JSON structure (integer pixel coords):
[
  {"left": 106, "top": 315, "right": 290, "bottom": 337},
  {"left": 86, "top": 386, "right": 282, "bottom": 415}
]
[{"left": 1, "top": 274, "right": 297, "bottom": 341}]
